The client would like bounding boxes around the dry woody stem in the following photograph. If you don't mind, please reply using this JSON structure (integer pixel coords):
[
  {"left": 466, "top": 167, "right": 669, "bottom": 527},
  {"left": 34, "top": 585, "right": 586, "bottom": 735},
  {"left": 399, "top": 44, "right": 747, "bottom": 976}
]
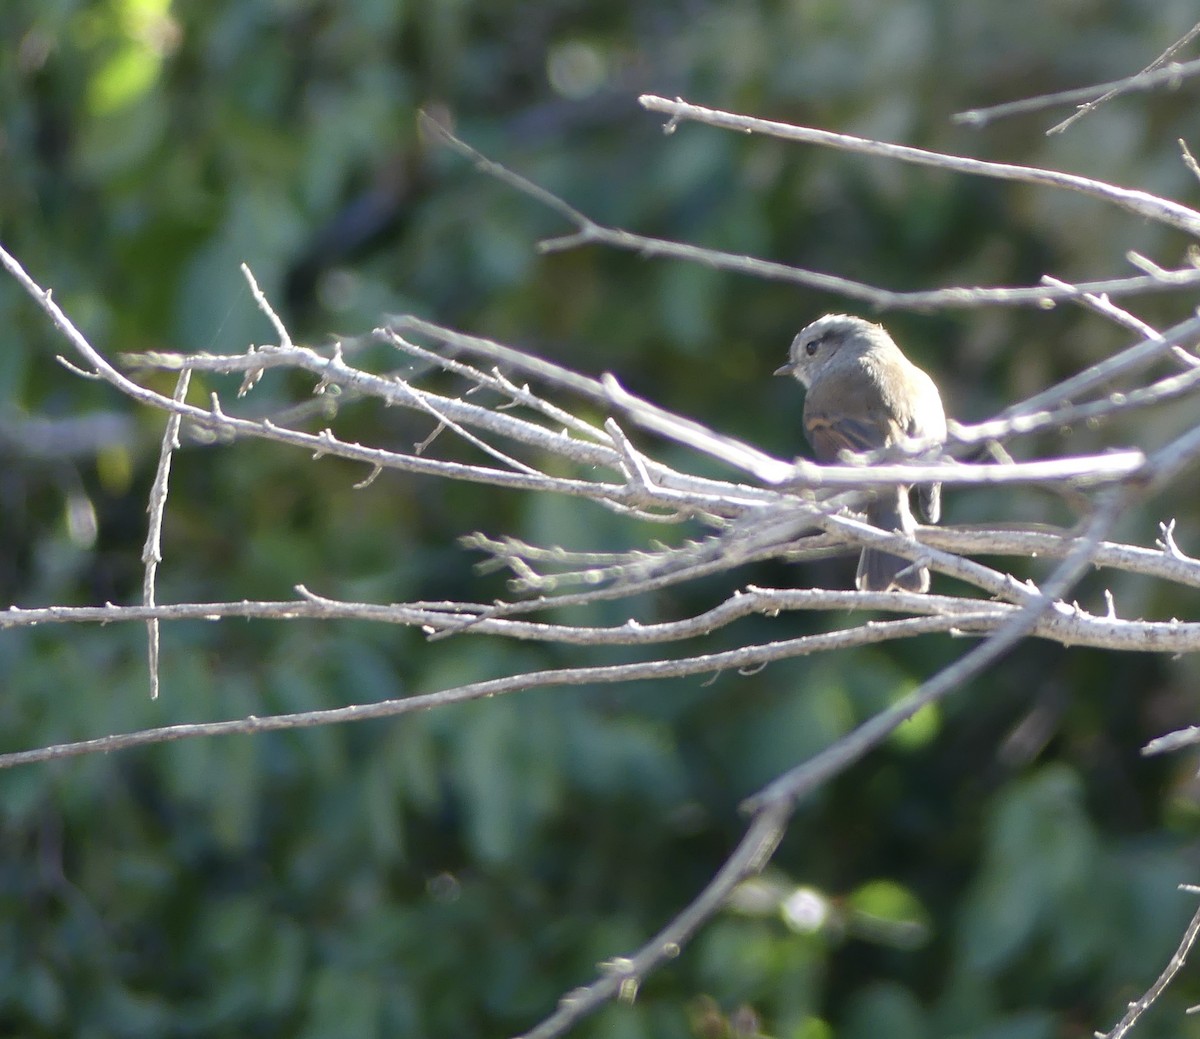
[{"left": 6, "top": 84, "right": 1200, "bottom": 1039}]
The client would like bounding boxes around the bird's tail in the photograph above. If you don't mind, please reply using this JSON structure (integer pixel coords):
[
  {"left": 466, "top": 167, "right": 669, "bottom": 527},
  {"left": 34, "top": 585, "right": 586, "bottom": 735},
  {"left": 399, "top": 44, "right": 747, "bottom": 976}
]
[{"left": 856, "top": 490, "right": 929, "bottom": 593}]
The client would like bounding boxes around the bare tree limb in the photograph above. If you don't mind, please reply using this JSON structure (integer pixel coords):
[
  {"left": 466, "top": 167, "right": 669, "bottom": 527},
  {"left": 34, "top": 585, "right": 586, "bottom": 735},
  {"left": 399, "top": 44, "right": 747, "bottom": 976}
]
[
  {"left": 5, "top": 80, "right": 1200, "bottom": 1037},
  {"left": 744, "top": 488, "right": 1130, "bottom": 815},
  {"left": 1096, "top": 891, "right": 1200, "bottom": 1039},
  {"left": 0, "top": 609, "right": 1012, "bottom": 772},
  {"left": 953, "top": 55, "right": 1200, "bottom": 130},
  {"left": 141, "top": 370, "right": 190, "bottom": 700},
  {"left": 4, "top": 555, "right": 1200, "bottom": 653},
  {"left": 1181, "top": 139, "right": 1200, "bottom": 184},
  {"left": 422, "top": 113, "right": 1200, "bottom": 309},
  {"left": 521, "top": 487, "right": 1131, "bottom": 1039},
  {"left": 125, "top": 336, "right": 1153, "bottom": 492},
  {"left": 1047, "top": 21, "right": 1200, "bottom": 135},
  {"left": 518, "top": 805, "right": 791, "bottom": 1039},
  {"left": 637, "top": 95, "right": 1200, "bottom": 238}
]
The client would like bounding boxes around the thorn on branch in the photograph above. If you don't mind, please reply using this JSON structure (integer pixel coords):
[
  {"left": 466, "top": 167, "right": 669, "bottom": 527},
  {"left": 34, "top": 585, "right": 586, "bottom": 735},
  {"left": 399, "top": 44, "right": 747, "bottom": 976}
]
[
  {"left": 241, "top": 262, "right": 293, "bottom": 351},
  {"left": 415, "top": 421, "right": 447, "bottom": 455},
  {"left": 311, "top": 428, "right": 338, "bottom": 459},
  {"left": 1157, "top": 519, "right": 1186, "bottom": 559},
  {"left": 604, "top": 417, "right": 654, "bottom": 491},
  {"left": 1181, "top": 139, "right": 1200, "bottom": 184},
  {"left": 597, "top": 956, "right": 636, "bottom": 978},
  {"left": 1127, "top": 251, "right": 1170, "bottom": 278},
  {"left": 56, "top": 355, "right": 101, "bottom": 379},
  {"left": 313, "top": 343, "right": 344, "bottom": 396},
  {"left": 237, "top": 345, "right": 266, "bottom": 397},
  {"left": 353, "top": 465, "right": 383, "bottom": 489}
]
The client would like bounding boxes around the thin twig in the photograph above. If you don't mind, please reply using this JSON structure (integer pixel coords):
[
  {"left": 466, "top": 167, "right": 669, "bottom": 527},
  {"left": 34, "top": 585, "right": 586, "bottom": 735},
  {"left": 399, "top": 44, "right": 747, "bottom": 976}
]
[
  {"left": 519, "top": 805, "right": 790, "bottom": 1039},
  {"left": 127, "top": 338, "right": 1157, "bottom": 491},
  {"left": 1042, "top": 275, "right": 1162, "bottom": 340},
  {"left": 992, "top": 313, "right": 1200, "bottom": 425},
  {"left": 425, "top": 112, "right": 1200, "bottom": 307},
  {"left": 953, "top": 55, "right": 1200, "bottom": 129},
  {"left": 1180, "top": 139, "right": 1200, "bottom": 185},
  {"left": 1096, "top": 893, "right": 1200, "bottom": 1039},
  {"left": 743, "top": 488, "right": 1128, "bottom": 817},
  {"left": 141, "top": 369, "right": 191, "bottom": 700},
  {"left": 6, "top": 217, "right": 1200, "bottom": 1039},
  {"left": 2, "top": 568, "right": 1199, "bottom": 655},
  {"left": 0, "top": 610, "right": 1009, "bottom": 771},
  {"left": 1048, "top": 21, "right": 1200, "bottom": 136},
  {"left": 638, "top": 95, "right": 1200, "bottom": 238},
  {"left": 524, "top": 488, "right": 1131, "bottom": 1039},
  {"left": 241, "top": 262, "right": 294, "bottom": 350}
]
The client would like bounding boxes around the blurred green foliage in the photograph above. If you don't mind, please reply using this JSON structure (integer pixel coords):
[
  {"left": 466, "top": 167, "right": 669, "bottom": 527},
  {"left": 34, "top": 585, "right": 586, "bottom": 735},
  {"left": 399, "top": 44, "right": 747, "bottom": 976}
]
[{"left": 3, "top": 0, "right": 1200, "bottom": 1036}]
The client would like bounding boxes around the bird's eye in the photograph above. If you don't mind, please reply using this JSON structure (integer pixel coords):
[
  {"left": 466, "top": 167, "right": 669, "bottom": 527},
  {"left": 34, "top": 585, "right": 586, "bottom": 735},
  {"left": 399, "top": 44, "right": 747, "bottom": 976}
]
[{"left": 805, "top": 339, "right": 819, "bottom": 357}]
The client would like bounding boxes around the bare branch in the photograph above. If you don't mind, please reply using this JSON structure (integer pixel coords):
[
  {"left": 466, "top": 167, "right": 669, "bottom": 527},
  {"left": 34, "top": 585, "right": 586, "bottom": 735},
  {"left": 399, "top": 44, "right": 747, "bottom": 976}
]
[
  {"left": 953, "top": 55, "right": 1200, "bottom": 130},
  {"left": 522, "top": 488, "right": 1131, "bottom": 1039},
  {"left": 6, "top": 534, "right": 1200, "bottom": 658},
  {"left": 1096, "top": 892, "right": 1200, "bottom": 1039},
  {"left": 425, "top": 113, "right": 1200, "bottom": 309},
  {"left": 519, "top": 805, "right": 791, "bottom": 1039},
  {"left": 129, "top": 330, "right": 1158, "bottom": 497},
  {"left": 986, "top": 313, "right": 1200, "bottom": 429},
  {"left": 1042, "top": 275, "right": 1163, "bottom": 341},
  {"left": 638, "top": 95, "right": 1200, "bottom": 238},
  {"left": 7, "top": 76, "right": 1200, "bottom": 1035},
  {"left": 240, "top": 262, "right": 294, "bottom": 350},
  {"left": 0, "top": 609, "right": 1008, "bottom": 771},
  {"left": 141, "top": 370, "right": 190, "bottom": 700},
  {"left": 1047, "top": 21, "right": 1200, "bottom": 135},
  {"left": 1181, "top": 139, "right": 1200, "bottom": 184},
  {"left": 952, "top": 354, "right": 1200, "bottom": 448},
  {"left": 743, "top": 488, "right": 1129, "bottom": 815}
]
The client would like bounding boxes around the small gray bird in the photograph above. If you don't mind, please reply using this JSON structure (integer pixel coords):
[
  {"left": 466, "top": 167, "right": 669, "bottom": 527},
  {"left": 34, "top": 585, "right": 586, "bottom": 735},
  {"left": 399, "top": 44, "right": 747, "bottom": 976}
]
[{"left": 774, "top": 314, "right": 947, "bottom": 592}]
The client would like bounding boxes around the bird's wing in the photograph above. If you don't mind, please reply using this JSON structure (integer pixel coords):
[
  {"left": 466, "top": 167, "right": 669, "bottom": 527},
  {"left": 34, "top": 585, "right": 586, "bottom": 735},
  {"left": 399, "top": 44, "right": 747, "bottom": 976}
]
[{"left": 804, "top": 411, "right": 890, "bottom": 462}]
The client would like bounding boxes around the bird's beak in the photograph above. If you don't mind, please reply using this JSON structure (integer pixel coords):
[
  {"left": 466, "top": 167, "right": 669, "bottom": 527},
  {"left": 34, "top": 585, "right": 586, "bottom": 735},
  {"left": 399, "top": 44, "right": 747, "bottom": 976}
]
[{"left": 773, "top": 362, "right": 794, "bottom": 377}]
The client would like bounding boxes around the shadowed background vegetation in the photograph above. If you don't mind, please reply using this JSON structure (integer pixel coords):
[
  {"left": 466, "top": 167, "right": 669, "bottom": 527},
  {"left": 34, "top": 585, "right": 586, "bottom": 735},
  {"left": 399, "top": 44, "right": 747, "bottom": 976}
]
[{"left": 3, "top": 1, "right": 1200, "bottom": 1036}]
